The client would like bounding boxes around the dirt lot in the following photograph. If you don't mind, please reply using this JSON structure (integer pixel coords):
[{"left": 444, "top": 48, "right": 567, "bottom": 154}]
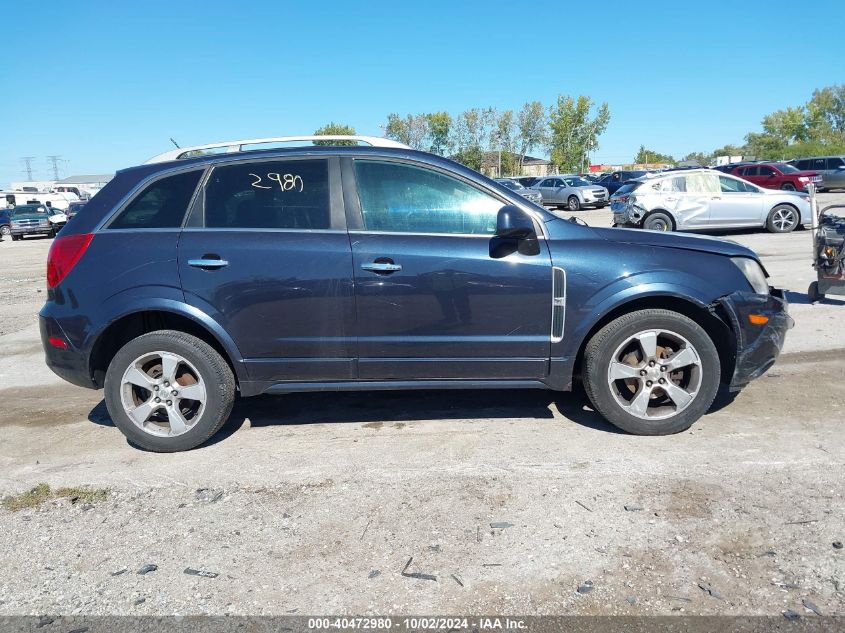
[{"left": 0, "top": 194, "right": 843, "bottom": 618}]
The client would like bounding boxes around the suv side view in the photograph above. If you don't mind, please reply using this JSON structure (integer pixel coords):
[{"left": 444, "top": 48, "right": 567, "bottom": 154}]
[
  {"left": 730, "top": 162, "right": 821, "bottom": 192},
  {"left": 790, "top": 156, "right": 845, "bottom": 191},
  {"left": 41, "top": 136, "right": 792, "bottom": 451}
]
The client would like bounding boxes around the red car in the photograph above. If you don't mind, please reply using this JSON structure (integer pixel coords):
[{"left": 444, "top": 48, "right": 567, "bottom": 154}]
[{"left": 731, "top": 162, "right": 822, "bottom": 191}]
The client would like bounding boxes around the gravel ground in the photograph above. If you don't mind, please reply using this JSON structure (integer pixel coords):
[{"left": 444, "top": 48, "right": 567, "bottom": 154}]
[{"left": 0, "top": 194, "right": 843, "bottom": 617}]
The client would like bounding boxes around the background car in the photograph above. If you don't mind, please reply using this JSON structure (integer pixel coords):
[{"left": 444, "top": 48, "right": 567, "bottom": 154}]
[
  {"left": 494, "top": 178, "right": 543, "bottom": 205},
  {"left": 66, "top": 200, "right": 87, "bottom": 220},
  {"left": 10, "top": 204, "right": 56, "bottom": 240},
  {"left": 730, "top": 162, "right": 821, "bottom": 191},
  {"left": 789, "top": 156, "right": 845, "bottom": 191},
  {"left": 0, "top": 208, "right": 10, "bottom": 238},
  {"left": 614, "top": 169, "right": 810, "bottom": 233},
  {"left": 594, "top": 170, "right": 648, "bottom": 195},
  {"left": 514, "top": 176, "right": 540, "bottom": 188},
  {"left": 530, "top": 175, "right": 609, "bottom": 210},
  {"left": 609, "top": 181, "right": 643, "bottom": 215}
]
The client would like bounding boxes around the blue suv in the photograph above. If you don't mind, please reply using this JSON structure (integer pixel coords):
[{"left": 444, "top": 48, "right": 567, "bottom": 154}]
[{"left": 40, "top": 136, "right": 793, "bottom": 451}]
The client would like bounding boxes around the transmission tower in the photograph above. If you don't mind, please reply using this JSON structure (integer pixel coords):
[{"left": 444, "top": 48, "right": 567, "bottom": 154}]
[
  {"left": 46, "top": 155, "right": 63, "bottom": 180},
  {"left": 20, "top": 157, "right": 35, "bottom": 180}
]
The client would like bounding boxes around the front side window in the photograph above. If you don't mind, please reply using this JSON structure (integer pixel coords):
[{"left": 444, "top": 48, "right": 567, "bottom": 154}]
[
  {"left": 758, "top": 166, "right": 776, "bottom": 177},
  {"left": 719, "top": 176, "right": 755, "bottom": 193},
  {"left": 354, "top": 160, "right": 502, "bottom": 235},
  {"left": 204, "top": 159, "right": 330, "bottom": 229},
  {"left": 109, "top": 170, "right": 202, "bottom": 229}
]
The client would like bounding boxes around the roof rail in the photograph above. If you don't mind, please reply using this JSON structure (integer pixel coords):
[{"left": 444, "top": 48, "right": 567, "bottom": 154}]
[{"left": 145, "top": 136, "right": 410, "bottom": 164}]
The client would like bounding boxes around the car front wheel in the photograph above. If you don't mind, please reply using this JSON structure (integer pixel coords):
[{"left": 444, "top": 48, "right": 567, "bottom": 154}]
[
  {"left": 582, "top": 309, "right": 720, "bottom": 435},
  {"left": 104, "top": 330, "right": 235, "bottom": 452},
  {"left": 0, "top": 225, "right": 9, "bottom": 237},
  {"left": 766, "top": 205, "right": 798, "bottom": 233},
  {"left": 567, "top": 195, "right": 581, "bottom": 211}
]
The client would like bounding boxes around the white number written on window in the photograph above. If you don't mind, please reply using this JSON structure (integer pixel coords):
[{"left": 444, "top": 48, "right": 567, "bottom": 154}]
[{"left": 249, "top": 172, "right": 304, "bottom": 192}]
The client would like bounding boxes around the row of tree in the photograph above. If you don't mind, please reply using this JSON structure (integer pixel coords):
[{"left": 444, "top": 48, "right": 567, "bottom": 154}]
[
  {"left": 636, "top": 83, "right": 845, "bottom": 165},
  {"left": 314, "top": 95, "right": 610, "bottom": 174}
]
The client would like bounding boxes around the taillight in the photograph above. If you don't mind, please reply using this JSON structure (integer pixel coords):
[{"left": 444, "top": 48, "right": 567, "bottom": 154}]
[{"left": 47, "top": 233, "right": 93, "bottom": 289}]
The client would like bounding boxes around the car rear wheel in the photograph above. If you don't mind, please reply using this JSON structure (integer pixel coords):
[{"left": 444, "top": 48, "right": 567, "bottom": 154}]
[
  {"left": 582, "top": 309, "right": 720, "bottom": 435},
  {"left": 780, "top": 183, "right": 796, "bottom": 191},
  {"left": 643, "top": 212, "right": 673, "bottom": 232},
  {"left": 766, "top": 205, "right": 798, "bottom": 233},
  {"left": 0, "top": 225, "right": 9, "bottom": 237},
  {"left": 567, "top": 196, "right": 581, "bottom": 211},
  {"left": 104, "top": 330, "right": 235, "bottom": 452}
]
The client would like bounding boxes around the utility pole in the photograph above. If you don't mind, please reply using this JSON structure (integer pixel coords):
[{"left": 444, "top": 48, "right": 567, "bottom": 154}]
[
  {"left": 20, "top": 157, "right": 35, "bottom": 180},
  {"left": 46, "top": 155, "right": 62, "bottom": 180}
]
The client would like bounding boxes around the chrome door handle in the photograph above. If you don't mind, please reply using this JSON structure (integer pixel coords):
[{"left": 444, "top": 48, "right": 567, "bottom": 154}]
[
  {"left": 664, "top": 197, "right": 678, "bottom": 202},
  {"left": 188, "top": 258, "right": 229, "bottom": 269},
  {"left": 361, "top": 262, "right": 402, "bottom": 273},
  {"left": 710, "top": 196, "right": 722, "bottom": 200}
]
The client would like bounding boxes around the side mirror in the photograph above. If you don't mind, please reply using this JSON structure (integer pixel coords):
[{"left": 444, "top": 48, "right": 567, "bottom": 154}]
[{"left": 496, "top": 205, "right": 536, "bottom": 240}]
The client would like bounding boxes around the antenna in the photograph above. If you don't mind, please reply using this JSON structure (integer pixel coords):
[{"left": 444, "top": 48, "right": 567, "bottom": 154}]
[
  {"left": 170, "top": 138, "right": 181, "bottom": 149},
  {"left": 20, "top": 157, "right": 35, "bottom": 180},
  {"left": 46, "top": 155, "right": 63, "bottom": 180}
]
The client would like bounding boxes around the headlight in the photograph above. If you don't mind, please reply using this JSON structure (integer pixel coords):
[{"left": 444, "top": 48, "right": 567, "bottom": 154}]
[
  {"left": 39, "top": 219, "right": 50, "bottom": 227},
  {"left": 731, "top": 257, "right": 769, "bottom": 294}
]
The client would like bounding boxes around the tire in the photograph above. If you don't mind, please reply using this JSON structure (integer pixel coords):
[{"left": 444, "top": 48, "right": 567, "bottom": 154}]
[
  {"left": 808, "top": 281, "right": 824, "bottom": 303},
  {"left": 0, "top": 225, "right": 9, "bottom": 237},
  {"left": 766, "top": 205, "right": 798, "bottom": 233},
  {"left": 11, "top": 235, "right": 21, "bottom": 241},
  {"left": 567, "top": 195, "right": 581, "bottom": 211},
  {"left": 582, "top": 309, "right": 720, "bottom": 436},
  {"left": 104, "top": 330, "right": 235, "bottom": 452},
  {"left": 780, "top": 183, "right": 796, "bottom": 191},
  {"left": 643, "top": 212, "right": 673, "bottom": 232},
  {"left": 595, "top": 203, "right": 607, "bottom": 209}
]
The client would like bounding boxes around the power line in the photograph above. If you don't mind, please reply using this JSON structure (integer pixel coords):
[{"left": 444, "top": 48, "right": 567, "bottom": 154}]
[
  {"left": 46, "top": 155, "right": 63, "bottom": 180},
  {"left": 20, "top": 157, "right": 35, "bottom": 180}
]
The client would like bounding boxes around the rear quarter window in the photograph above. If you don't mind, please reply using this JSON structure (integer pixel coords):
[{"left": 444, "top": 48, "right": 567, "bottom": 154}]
[{"left": 108, "top": 170, "right": 202, "bottom": 229}]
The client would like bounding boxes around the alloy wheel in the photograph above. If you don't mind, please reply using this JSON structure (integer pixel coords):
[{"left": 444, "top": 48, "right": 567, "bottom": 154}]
[
  {"left": 771, "top": 207, "right": 797, "bottom": 231},
  {"left": 119, "top": 351, "right": 207, "bottom": 437},
  {"left": 606, "top": 329, "right": 702, "bottom": 420}
]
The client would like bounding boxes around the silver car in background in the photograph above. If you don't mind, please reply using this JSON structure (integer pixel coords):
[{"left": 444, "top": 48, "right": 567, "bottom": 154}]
[
  {"left": 530, "top": 175, "right": 609, "bottom": 210},
  {"left": 790, "top": 156, "right": 845, "bottom": 191},
  {"left": 613, "top": 169, "right": 811, "bottom": 233},
  {"left": 494, "top": 178, "right": 543, "bottom": 205}
]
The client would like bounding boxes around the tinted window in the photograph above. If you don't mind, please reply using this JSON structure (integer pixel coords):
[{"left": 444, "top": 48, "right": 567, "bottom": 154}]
[
  {"left": 354, "top": 160, "right": 502, "bottom": 235},
  {"left": 205, "top": 159, "right": 330, "bottom": 229},
  {"left": 758, "top": 166, "right": 775, "bottom": 177},
  {"left": 812, "top": 158, "right": 826, "bottom": 171},
  {"left": 773, "top": 163, "right": 798, "bottom": 173},
  {"left": 827, "top": 157, "right": 845, "bottom": 169},
  {"left": 794, "top": 159, "right": 811, "bottom": 170},
  {"left": 109, "top": 170, "right": 202, "bottom": 229},
  {"left": 14, "top": 205, "right": 48, "bottom": 215}
]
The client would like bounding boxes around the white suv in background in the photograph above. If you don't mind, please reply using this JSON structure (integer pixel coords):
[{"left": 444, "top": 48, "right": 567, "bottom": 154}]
[{"left": 613, "top": 169, "right": 811, "bottom": 233}]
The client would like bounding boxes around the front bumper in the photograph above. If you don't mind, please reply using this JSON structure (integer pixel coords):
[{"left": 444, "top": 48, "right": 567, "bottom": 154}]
[
  {"left": 717, "top": 287, "right": 794, "bottom": 391},
  {"left": 12, "top": 226, "right": 53, "bottom": 236}
]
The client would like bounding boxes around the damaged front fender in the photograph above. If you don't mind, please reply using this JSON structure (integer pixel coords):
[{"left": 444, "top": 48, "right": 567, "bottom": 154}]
[{"left": 715, "top": 288, "right": 794, "bottom": 391}]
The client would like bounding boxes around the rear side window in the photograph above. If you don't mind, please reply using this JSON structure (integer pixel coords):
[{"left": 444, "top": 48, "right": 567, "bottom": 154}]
[
  {"left": 812, "top": 158, "right": 826, "bottom": 171},
  {"left": 108, "top": 170, "right": 202, "bottom": 229},
  {"left": 204, "top": 159, "right": 330, "bottom": 229},
  {"left": 354, "top": 160, "right": 501, "bottom": 235},
  {"left": 828, "top": 157, "right": 845, "bottom": 169}
]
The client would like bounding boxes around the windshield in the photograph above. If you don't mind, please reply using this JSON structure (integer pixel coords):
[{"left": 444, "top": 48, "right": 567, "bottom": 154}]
[
  {"left": 772, "top": 163, "right": 799, "bottom": 173},
  {"left": 14, "top": 205, "right": 47, "bottom": 216},
  {"left": 564, "top": 177, "right": 591, "bottom": 187},
  {"left": 496, "top": 179, "right": 524, "bottom": 190}
]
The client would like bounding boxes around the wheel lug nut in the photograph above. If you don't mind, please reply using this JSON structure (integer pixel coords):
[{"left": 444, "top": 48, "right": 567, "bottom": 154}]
[
  {"left": 164, "top": 381, "right": 170, "bottom": 387},
  {"left": 153, "top": 385, "right": 159, "bottom": 391},
  {"left": 649, "top": 361, "right": 655, "bottom": 367},
  {"left": 659, "top": 378, "right": 665, "bottom": 384},
  {"left": 171, "top": 390, "right": 178, "bottom": 396},
  {"left": 639, "top": 370, "right": 646, "bottom": 376},
  {"left": 660, "top": 366, "right": 667, "bottom": 372},
  {"left": 166, "top": 400, "right": 172, "bottom": 406},
  {"left": 154, "top": 397, "right": 161, "bottom": 403},
  {"left": 646, "top": 381, "right": 653, "bottom": 387}
]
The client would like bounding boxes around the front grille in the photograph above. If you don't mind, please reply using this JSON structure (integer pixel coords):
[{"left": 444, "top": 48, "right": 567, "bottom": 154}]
[
  {"left": 594, "top": 191, "right": 606, "bottom": 198},
  {"left": 551, "top": 267, "right": 566, "bottom": 342}
]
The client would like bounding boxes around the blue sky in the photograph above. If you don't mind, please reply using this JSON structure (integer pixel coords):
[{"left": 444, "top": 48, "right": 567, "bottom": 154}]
[{"left": 2, "top": 0, "right": 843, "bottom": 187}]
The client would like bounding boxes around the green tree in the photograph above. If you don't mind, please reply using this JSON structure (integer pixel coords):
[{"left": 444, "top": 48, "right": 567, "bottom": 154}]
[
  {"left": 681, "top": 151, "right": 711, "bottom": 166},
  {"left": 384, "top": 113, "right": 429, "bottom": 150},
  {"left": 425, "top": 112, "right": 452, "bottom": 155},
  {"left": 634, "top": 145, "right": 675, "bottom": 165},
  {"left": 451, "top": 108, "right": 497, "bottom": 171},
  {"left": 548, "top": 95, "right": 610, "bottom": 173},
  {"left": 515, "top": 101, "right": 547, "bottom": 174},
  {"left": 805, "top": 84, "right": 845, "bottom": 142},
  {"left": 313, "top": 122, "right": 356, "bottom": 145}
]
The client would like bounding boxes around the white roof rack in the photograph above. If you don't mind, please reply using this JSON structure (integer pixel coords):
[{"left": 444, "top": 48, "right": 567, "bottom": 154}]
[{"left": 145, "top": 135, "right": 410, "bottom": 164}]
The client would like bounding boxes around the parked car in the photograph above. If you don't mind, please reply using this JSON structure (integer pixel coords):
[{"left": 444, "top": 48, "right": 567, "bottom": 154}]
[
  {"left": 494, "top": 178, "right": 543, "bottom": 205},
  {"left": 514, "top": 176, "right": 540, "bottom": 188},
  {"left": 0, "top": 208, "right": 11, "bottom": 239},
  {"left": 789, "top": 156, "right": 845, "bottom": 191},
  {"left": 594, "top": 170, "right": 649, "bottom": 196},
  {"left": 40, "top": 135, "right": 792, "bottom": 451},
  {"left": 10, "top": 204, "right": 57, "bottom": 240},
  {"left": 730, "top": 162, "right": 821, "bottom": 192},
  {"left": 66, "top": 201, "right": 87, "bottom": 220},
  {"left": 530, "top": 175, "right": 609, "bottom": 210},
  {"left": 613, "top": 169, "right": 811, "bottom": 233},
  {"left": 609, "top": 181, "right": 643, "bottom": 215},
  {"left": 713, "top": 163, "right": 748, "bottom": 174}
]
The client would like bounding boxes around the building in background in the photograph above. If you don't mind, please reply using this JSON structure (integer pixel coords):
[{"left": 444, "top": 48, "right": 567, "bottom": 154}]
[{"left": 9, "top": 174, "right": 113, "bottom": 198}]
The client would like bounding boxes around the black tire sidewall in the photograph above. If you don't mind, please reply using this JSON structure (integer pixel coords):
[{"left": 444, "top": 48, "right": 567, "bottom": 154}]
[
  {"left": 104, "top": 330, "right": 235, "bottom": 452},
  {"left": 584, "top": 310, "right": 720, "bottom": 435},
  {"left": 644, "top": 213, "right": 671, "bottom": 231},
  {"left": 767, "top": 205, "right": 797, "bottom": 233},
  {"left": 568, "top": 196, "right": 580, "bottom": 211}
]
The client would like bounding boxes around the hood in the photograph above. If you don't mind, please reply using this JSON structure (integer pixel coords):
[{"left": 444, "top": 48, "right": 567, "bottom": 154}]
[{"left": 586, "top": 225, "right": 758, "bottom": 259}]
